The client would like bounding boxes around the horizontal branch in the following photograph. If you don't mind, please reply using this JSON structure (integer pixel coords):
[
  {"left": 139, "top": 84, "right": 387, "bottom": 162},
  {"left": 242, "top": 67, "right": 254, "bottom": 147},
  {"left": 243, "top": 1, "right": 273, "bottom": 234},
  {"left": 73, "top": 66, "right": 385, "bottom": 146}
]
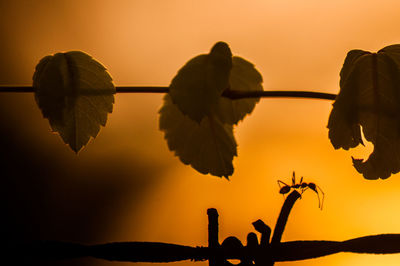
[
  {"left": 10, "top": 234, "right": 400, "bottom": 263},
  {"left": 0, "top": 86, "right": 337, "bottom": 100}
]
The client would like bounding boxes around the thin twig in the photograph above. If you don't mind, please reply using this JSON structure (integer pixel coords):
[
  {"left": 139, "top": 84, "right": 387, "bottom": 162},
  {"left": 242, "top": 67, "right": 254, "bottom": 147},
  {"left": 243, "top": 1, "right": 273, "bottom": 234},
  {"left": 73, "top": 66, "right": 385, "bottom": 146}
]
[{"left": 0, "top": 86, "right": 337, "bottom": 100}]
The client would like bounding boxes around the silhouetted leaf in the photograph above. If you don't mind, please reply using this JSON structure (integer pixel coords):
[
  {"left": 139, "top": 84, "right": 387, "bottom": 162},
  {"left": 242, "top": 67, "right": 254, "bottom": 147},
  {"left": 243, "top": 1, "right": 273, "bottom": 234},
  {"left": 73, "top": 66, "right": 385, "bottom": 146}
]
[
  {"left": 33, "top": 51, "right": 115, "bottom": 153},
  {"left": 161, "top": 43, "right": 263, "bottom": 177},
  {"left": 216, "top": 56, "right": 263, "bottom": 124},
  {"left": 169, "top": 42, "right": 232, "bottom": 123},
  {"left": 159, "top": 95, "right": 237, "bottom": 178},
  {"left": 328, "top": 50, "right": 369, "bottom": 150},
  {"left": 328, "top": 44, "right": 400, "bottom": 179}
]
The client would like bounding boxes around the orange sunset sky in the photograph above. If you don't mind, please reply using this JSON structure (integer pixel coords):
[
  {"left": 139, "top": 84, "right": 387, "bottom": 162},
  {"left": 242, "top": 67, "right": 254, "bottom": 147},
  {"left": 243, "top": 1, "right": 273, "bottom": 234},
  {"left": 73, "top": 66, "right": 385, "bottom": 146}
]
[{"left": 2, "top": 1, "right": 400, "bottom": 265}]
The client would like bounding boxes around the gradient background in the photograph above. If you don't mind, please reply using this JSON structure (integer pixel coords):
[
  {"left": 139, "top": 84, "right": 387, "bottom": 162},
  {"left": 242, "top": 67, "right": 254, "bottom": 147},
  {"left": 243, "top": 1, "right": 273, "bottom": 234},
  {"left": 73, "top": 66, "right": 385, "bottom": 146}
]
[{"left": 1, "top": 1, "right": 400, "bottom": 265}]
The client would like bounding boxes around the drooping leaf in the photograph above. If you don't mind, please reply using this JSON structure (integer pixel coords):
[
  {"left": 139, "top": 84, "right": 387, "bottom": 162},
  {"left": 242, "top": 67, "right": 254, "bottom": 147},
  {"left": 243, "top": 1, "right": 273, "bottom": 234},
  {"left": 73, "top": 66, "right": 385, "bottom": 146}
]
[
  {"left": 33, "top": 51, "right": 115, "bottom": 153},
  {"left": 168, "top": 42, "right": 232, "bottom": 123},
  {"left": 328, "top": 50, "right": 370, "bottom": 150},
  {"left": 328, "top": 44, "right": 400, "bottom": 179},
  {"left": 215, "top": 56, "right": 263, "bottom": 124},
  {"left": 159, "top": 95, "right": 237, "bottom": 178}
]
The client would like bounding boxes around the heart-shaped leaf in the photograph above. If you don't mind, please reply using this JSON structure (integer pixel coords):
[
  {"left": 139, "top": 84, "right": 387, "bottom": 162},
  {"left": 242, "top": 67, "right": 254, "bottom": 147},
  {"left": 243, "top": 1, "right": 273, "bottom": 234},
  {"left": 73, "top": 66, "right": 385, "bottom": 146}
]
[
  {"left": 33, "top": 51, "right": 115, "bottom": 153},
  {"left": 328, "top": 44, "right": 400, "bottom": 179},
  {"left": 159, "top": 95, "right": 237, "bottom": 178},
  {"left": 161, "top": 42, "right": 263, "bottom": 178},
  {"left": 168, "top": 42, "right": 233, "bottom": 123}
]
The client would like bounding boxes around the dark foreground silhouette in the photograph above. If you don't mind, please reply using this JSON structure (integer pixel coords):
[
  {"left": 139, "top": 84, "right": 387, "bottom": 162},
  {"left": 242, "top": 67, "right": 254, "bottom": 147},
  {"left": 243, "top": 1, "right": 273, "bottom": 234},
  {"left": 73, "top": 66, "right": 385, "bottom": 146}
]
[{"left": 7, "top": 191, "right": 400, "bottom": 266}]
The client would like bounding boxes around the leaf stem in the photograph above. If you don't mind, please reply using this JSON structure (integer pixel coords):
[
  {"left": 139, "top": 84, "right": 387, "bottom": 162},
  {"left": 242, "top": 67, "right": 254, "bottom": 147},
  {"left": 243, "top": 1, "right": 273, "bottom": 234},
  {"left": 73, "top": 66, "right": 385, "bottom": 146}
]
[{"left": 0, "top": 86, "right": 337, "bottom": 100}]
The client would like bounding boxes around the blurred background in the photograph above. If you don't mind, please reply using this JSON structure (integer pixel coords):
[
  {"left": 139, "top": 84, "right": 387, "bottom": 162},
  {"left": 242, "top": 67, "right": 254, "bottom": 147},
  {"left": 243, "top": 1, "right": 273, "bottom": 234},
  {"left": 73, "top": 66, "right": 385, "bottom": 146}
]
[{"left": 1, "top": 0, "right": 400, "bottom": 265}]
